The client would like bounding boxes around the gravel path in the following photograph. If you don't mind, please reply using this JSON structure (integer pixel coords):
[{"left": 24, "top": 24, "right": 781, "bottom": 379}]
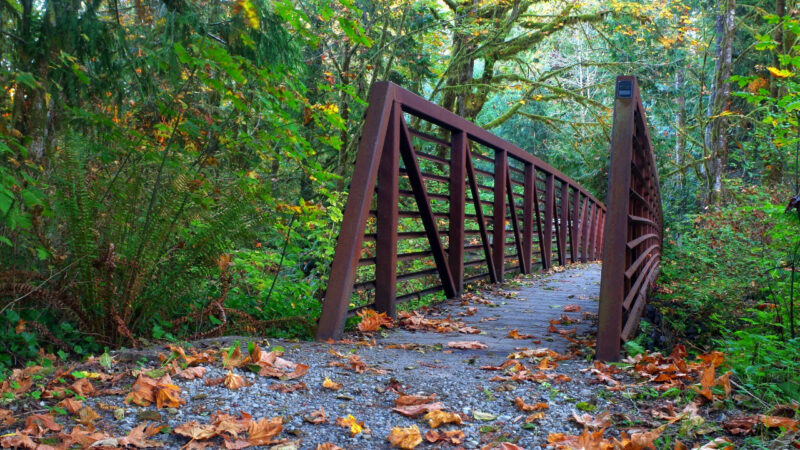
[{"left": 2, "top": 263, "right": 648, "bottom": 449}]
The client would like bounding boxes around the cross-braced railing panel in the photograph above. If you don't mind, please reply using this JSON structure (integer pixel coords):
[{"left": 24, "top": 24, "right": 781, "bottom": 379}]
[
  {"left": 597, "top": 76, "right": 663, "bottom": 361},
  {"left": 316, "top": 82, "right": 606, "bottom": 340}
]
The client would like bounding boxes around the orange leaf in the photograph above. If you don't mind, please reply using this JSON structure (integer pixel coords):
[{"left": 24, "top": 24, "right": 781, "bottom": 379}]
[
  {"left": 761, "top": 415, "right": 799, "bottom": 431},
  {"left": 357, "top": 308, "right": 394, "bottom": 332},
  {"left": 425, "top": 429, "right": 464, "bottom": 444},
  {"left": 424, "top": 410, "right": 462, "bottom": 428},
  {"left": 391, "top": 402, "right": 443, "bottom": 418},
  {"left": 564, "top": 304, "right": 581, "bottom": 312},
  {"left": 76, "top": 407, "right": 101, "bottom": 427},
  {"left": 446, "top": 341, "right": 487, "bottom": 349},
  {"left": 387, "top": 425, "right": 422, "bottom": 449},
  {"left": 322, "top": 377, "right": 342, "bottom": 390},
  {"left": 57, "top": 398, "right": 83, "bottom": 414},
  {"left": 395, "top": 394, "right": 437, "bottom": 406},
  {"left": 305, "top": 407, "right": 327, "bottom": 424},
  {"left": 224, "top": 371, "right": 249, "bottom": 390},
  {"left": 514, "top": 397, "right": 548, "bottom": 412},
  {"left": 316, "top": 444, "right": 343, "bottom": 450},
  {"left": 247, "top": 417, "right": 283, "bottom": 445},
  {"left": 156, "top": 382, "right": 185, "bottom": 408},
  {"left": 525, "top": 412, "right": 546, "bottom": 422}
]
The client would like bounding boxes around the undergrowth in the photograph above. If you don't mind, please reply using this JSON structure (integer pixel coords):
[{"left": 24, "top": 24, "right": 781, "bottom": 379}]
[{"left": 650, "top": 185, "right": 800, "bottom": 405}]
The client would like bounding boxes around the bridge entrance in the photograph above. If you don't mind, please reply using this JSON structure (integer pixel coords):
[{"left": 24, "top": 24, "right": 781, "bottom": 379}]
[{"left": 315, "top": 77, "right": 661, "bottom": 361}]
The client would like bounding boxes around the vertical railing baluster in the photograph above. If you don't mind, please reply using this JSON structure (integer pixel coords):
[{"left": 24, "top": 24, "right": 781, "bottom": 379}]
[
  {"left": 374, "top": 103, "right": 400, "bottom": 317},
  {"left": 570, "top": 188, "right": 580, "bottom": 263},
  {"left": 522, "top": 164, "right": 534, "bottom": 273},
  {"left": 543, "top": 173, "right": 554, "bottom": 269},
  {"left": 493, "top": 150, "right": 507, "bottom": 282},
  {"left": 558, "top": 181, "right": 569, "bottom": 265},
  {"left": 449, "top": 131, "right": 467, "bottom": 297}
]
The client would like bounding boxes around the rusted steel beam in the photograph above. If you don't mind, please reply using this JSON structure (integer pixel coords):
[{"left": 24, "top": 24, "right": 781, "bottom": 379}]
[
  {"left": 450, "top": 131, "right": 467, "bottom": 296},
  {"left": 395, "top": 88, "right": 605, "bottom": 208},
  {"left": 316, "top": 82, "right": 397, "bottom": 341},
  {"left": 579, "top": 197, "right": 589, "bottom": 263},
  {"left": 542, "top": 173, "right": 554, "bottom": 269},
  {"left": 596, "top": 75, "right": 664, "bottom": 362},
  {"left": 558, "top": 182, "right": 569, "bottom": 265},
  {"left": 374, "top": 103, "right": 400, "bottom": 317},
  {"left": 522, "top": 164, "right": 535, "bottom": 273},
  {"left": 493, "top": 150, "right": 507, "bottom": 281},
  {"left": 570, "top": 188, "right": 580, "bottom": 263},
  {"left": 466, "top": 149, "right": 498, "bottom": 283},
  {"left": 506, "top": 166, "right": 526, "bottom": 274},
  {"left": 398, "top": 118, "right": 457, "bottom": 299}
]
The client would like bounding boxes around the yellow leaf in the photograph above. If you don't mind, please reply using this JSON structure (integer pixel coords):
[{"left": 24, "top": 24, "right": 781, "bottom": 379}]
[
  {"left": 335, "top": 415, "right": 365, "bottom": 436},
  {"left": 322, "top": 377, "right": 342, "bottom": 390},
  {"left": 768, "top": 67, "right": 793, "bottom": 78}
]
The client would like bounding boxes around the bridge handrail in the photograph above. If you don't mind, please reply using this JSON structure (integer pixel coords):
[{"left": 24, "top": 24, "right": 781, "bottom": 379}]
[
  {"left": 316, "top": 81, "right": 606, "bottom": 340},
  {"left": 597, "top": 76, "right": 664, "bottom": 361}
]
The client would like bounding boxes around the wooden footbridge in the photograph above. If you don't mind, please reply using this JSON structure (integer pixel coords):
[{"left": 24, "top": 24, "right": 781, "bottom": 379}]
[{"left": 315, "top": 76, "right": 662, "bottom": 361}]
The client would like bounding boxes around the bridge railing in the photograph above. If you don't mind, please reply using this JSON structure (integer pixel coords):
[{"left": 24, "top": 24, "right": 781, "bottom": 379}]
[
  {"left": 316, "top": 81, "right": 606, "bottom": 340},
  {"left": 597, "top": 76, "right": 663, "bottom": 361}
]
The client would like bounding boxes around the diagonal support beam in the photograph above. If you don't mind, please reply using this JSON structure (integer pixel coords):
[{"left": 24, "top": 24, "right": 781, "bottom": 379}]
[{"left": 399, "top": 117, "right": 457, "bottom": 298}]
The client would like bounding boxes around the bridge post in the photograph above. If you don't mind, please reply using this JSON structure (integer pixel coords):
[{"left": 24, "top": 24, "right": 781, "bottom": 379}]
[
  {"left": 597, "top": 77, "right": 635, "bottom": 361},
  {"left": 493, "top": 150, "right": 507, "bottom": 282},
  {"left": 579, "top": 197, "right": 589, "bottom": 262},
  {"left": 449, "top": 131, "right": 467, "bottom": 296},
  {"left": 374, "top": 103, "right": 400, "bottom": 317},
  {"left": 558, "top": 182, "right": 569, "bottom": 265},
  {"left": 522, "top": 164, "right": 534, "bottom": 272},
  {"left": 542, "top": 173, "right": 554, "bottom": 269},
  {"left": 316, "top": 82, "right": 396, "bottom": 341},
  {"left": 570, "top": 189, "right": 580, "bottom": 262}
]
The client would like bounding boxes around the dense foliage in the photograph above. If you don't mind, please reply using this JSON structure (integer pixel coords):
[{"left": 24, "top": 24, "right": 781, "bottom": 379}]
[{"left": 1, "top": 0, "right": 799, "bottom": 412}]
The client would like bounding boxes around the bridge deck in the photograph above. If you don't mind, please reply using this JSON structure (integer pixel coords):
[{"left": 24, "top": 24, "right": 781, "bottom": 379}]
[{"left": 378, "top": 264, "right": 600, "bottom": 356}]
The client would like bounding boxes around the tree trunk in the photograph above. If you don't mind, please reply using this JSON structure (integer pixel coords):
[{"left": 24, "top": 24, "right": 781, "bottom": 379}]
[
  {"left": 703, "top": 0, "right": 735, "bottom": 206},
  {"left": 674, "top": 65, "right": 686, "bottom": 189}
]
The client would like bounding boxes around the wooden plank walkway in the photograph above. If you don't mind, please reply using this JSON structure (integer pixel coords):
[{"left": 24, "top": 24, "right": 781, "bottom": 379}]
[{"left": 377, "top": 263, "right": 601, "bottom": 356}]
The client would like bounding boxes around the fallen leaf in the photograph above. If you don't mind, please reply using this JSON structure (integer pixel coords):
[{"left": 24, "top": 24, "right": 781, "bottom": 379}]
[
  {"left": 269, "top": 382, "right": 307, "bottom": 393},
  {"left": 696, "top": 437, "right": 733, "bottom": 449},
  {"left": 176, "top": 366, "right": 207, "bottom": 380},
  {"left": 570, "top": 411, "right": 612, "bottom": 429},
  {"left": 316, "top": 444, "right": 343, "bottom": 450},
  {"left": 424, "top": 410, "right": 463, "bottom": 428},
  {"left": 514, "top": 397, "right": 548, "bottom": 412},
  {"left": 71, "top": 378, "right": 95, "bottom": 397},
  {"left": 357, "top": 309, "right": 394, "bottom": 332},
  {"left": 335, "top": 415, "right": 366, "bottom": 436},
  {"left": 508, "top": 329, "right": 535, "bottom": 340},
  {"left": 526, "top": 412, "right": 546, "bottom": 422},
  {"left": 76, "top": 406, "right": 101, "bottom": 426},
  {"left": 391, "top": 402, "right": 443, "bottom": 418},
  {"left": 762, "top": 414, "right": 799, "bottom": 432},
  {"left": 322, "top": 377, "right": 342, "bottom": 390},
  {"left": 118, "top": 423, "right": 165, "bottom": 448},
  {"left": 387, "top": 425, "right": 422, "bottom": 449},
  {"left": 564, "top": 304, "right": 581, "bottom": 312},
  {"left": 473, "top": 411, "right": 496, "bottom": 421},
  {"left": 156, "top": 382, "right": 185, "bottom": 408},
  {"left": 57, "top": 398, "right": 83, "bottom": 414},
  {"left": 22, "top": 414, "right": 62, "bottom": 436},
  {"left": 0, "top": 433, "right": 37, "bottom": 449},
  {"left": 447, "top": 341, "right": 487, "bottom": 350},
  {"left": 284, "top": 363, "right": 309, "bottom": 379},
  {"left": 305, "top": 407, "right": 327, "bottom": 424},
  {"left": 723, "top": 416, "right": 758, "bottom": 435},
  {"left": 248, "top": 417, "right": 283, "bottom": 445},
  {"left": 425, "top": 429, "right": 465, "bottom": 445},
  {"left": 224, "top": 371, "right": 249, "bottom": 390},
  {"left": 394, "top": 394, "right": 437, "bottom": 406},
  {"left": 174, "top": 421, "right": 219, "bottom": 440}
]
